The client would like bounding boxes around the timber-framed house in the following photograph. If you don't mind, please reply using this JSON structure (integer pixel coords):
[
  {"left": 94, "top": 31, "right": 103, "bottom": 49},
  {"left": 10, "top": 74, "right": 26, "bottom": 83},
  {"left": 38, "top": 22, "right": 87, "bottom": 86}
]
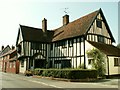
[{"left": 16, "top": 8, "right": 120, "bottom": 75}]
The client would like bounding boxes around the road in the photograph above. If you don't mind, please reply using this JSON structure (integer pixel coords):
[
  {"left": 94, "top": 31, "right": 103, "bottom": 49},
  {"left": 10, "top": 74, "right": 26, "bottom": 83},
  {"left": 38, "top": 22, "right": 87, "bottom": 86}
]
[
  {"left": 1, "top": 72, "right": 119, "bottom": 90},
  {"left": 1, "top": 72, "right": 62, "bottom": 90}
]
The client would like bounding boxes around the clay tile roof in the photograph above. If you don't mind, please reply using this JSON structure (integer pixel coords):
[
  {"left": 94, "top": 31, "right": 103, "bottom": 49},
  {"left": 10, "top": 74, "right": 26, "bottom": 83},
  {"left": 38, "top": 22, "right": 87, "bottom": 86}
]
[
  {"left": 1, "top": 49, "right": 17, "bottom": 57},
  {"left": 20, "top": 25, "right": 54, "bottom": 43},
  {"left": 52, "top": 10, "right": 99, "bottom": 42},
  {"left": 88, "top": 41, "right": 120, "bottom": 57},
  {"left": 18, "top": 9, "right": 115, "bottom": 43}
]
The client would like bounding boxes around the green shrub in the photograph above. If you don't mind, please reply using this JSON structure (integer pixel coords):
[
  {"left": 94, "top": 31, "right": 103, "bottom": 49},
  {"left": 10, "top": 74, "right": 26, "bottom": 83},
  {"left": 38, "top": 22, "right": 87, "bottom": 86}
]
[
  {"left": 34, "top": 69, "right": 97, "bottom": 79},
  {"left": 86, "top": 49, "right": 106, "bottom": 77}
]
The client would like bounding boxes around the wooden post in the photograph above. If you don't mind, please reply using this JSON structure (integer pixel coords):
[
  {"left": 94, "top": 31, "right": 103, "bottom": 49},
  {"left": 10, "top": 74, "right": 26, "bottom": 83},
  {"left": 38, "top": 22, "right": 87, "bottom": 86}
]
[
  {"left": 84, "top": 37, "right": 86, "bottom": 69},
  {"left": 107, "top": 56, "right": 109, "bottom": 78}
]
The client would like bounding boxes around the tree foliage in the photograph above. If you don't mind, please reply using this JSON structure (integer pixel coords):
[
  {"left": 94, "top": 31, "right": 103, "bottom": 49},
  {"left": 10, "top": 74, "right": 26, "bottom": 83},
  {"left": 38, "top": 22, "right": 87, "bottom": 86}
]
[{"left": 86, "top": 48, "right": 106, "bottom": 77}]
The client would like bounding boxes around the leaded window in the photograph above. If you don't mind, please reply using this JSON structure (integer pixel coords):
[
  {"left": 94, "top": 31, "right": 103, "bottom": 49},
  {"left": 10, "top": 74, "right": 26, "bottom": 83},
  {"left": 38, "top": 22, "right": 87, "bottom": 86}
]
[{"left": 96, "top": 19, "right": 102, "bottom": 28}]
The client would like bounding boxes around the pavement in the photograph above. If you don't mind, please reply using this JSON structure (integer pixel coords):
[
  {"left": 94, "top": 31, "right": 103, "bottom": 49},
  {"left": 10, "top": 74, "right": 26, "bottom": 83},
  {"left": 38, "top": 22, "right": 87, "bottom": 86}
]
[
  {"left": 1, "top": 72, "right": 119, "bottom": 89},
  {"left": 92, "top": 79, "right": 119, "bottom": 86},
  {"left": 32, "top": 75, "right": 119, "bottom": 87},
  {"left": 17, "top": 73, "right": 119, "bottom": 86}
]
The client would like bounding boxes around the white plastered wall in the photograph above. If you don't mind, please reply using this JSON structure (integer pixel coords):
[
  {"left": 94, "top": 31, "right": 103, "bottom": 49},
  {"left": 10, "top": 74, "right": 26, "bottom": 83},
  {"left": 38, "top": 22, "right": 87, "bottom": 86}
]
[
  {"left": 106, "top": 56, "right": 119, "bottom": 75},
  {"left": 19, "top": 60, "right": 26, "bottom": 74}
]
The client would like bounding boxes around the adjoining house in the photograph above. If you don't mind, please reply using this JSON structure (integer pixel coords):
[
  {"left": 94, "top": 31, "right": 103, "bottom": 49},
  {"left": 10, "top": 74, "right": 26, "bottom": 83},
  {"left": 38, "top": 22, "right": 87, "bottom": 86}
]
[
  {"left": 86, "top": 41, "right": 120, "bottom": 76},
  {"left": 0, "top": 45, "right": 11, "bottom": 72},
  {"left": 0, "top": 46, "right": 19, "bottom": 74},
  {"left": 16, "top": 8, "right": 120, "bottom": 76}
]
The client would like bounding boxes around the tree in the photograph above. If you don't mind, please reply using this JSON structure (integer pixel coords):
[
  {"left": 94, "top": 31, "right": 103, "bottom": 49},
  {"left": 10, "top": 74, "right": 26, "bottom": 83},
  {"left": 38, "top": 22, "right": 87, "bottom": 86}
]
[
  {"left": 86, "top": 48, "right": 106, "bottom": 77},
  {"left": 117, "top": 43, "right": 120, "bottom": 49}
]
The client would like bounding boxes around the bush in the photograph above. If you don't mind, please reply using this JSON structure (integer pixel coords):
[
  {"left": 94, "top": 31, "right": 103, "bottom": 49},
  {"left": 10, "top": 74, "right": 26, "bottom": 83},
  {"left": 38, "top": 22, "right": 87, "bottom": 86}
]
[
  {"left": 86, "top": 49, "right": 106, "bottom": 77},
  {"left": 24, "top": 69, "right": 33, "bottom": 76},
  {"left": 34, "top": 69, "right": 97, "bottom": 79}
]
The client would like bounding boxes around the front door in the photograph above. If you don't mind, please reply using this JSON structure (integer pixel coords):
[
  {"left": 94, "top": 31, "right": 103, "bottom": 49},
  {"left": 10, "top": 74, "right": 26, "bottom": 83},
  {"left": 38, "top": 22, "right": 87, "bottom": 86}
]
[{"left": 34, "top": 59, "right": 46, "bottom": 68}]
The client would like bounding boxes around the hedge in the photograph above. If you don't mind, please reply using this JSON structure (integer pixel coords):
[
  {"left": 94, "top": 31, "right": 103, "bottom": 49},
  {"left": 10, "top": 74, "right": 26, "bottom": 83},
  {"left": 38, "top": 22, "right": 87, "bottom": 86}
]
[{"left": 33, "top": 69, "right": 97, "bottom": 79}]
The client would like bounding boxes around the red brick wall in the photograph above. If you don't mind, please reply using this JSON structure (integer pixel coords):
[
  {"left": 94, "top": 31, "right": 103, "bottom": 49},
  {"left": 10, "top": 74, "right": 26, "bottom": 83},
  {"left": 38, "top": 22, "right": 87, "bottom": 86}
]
[{"left": 5, "top": 60, "right": 19, "bottom": 74}]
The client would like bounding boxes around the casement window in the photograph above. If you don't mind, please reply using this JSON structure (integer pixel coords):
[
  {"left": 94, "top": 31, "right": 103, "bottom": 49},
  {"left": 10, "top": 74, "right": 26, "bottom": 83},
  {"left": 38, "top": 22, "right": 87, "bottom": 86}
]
[
  {"left": 98, "top": 36, "right": 104, "bottom": 43},
  {"left": 54, "top": 60, "right": 71, "bottom": 69},
  {"left": 88, "top": 59, "right": 94, "bottom": 65},
  {"left": 54, "top": 60, "right": 61, "bottom": 64},
  {"left": 114, "top": 58, "right": 120, "bottom": 66},
  {"left": 77, "top": 38, "right": 80, "bottom": 42},
  {"left": 81, "top": 37, "right": 84, "bottom": 42},
  {"left": 61, "top": 60, "right": 71, "bottom": 68},
  {"left": 50, "top": 44, "right": 53, "bottom": 50},
  {"left": 68, "top": 39, "right": 73, "bottom": 47},
  {"left": 55, "top": 42, "right": 63, "bottom": 47},
  {"left": 96, "top": 19, "right": 102, "bottom": 28},
  {"left": 21, "top": 60, "right": 24, "bottom": 67},
  {"left": 62, "top": 41, "right": 67, "bottom": 48},
  {"left": 87, "top": 35, "right": 90, "bottom": 41},
  {"left": 31, "top": 43, "right": 41, "bottom": 50},
  {"left": 55, "top": 43, "right": 57, "bottom": 47}
]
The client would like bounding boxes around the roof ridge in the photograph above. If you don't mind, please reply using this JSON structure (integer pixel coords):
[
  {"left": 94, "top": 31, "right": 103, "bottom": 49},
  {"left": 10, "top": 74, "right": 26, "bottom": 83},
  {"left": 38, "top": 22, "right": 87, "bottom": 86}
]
[
  {"left": 88, "top": 41, "right": 120, "bottom": 57},
  {"left": 2, "top": 45, "right": 11, "bottom": 52},
  {"left": 20, "top": 24, "right": 42, "bottom": 30},
  {"left": 52, "top": 9, "right": 99, "bottom": 41},
  {"left": 53, "top": 9, "right": 99, "bottom": 32}
]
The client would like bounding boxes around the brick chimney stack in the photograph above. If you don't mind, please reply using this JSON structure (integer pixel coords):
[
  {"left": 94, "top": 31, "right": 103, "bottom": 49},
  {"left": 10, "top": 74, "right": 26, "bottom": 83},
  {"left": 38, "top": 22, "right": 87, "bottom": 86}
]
[
  {"left": 1, "top": 46, "right": 4, "bottom": 51},
  {"left": 12, "top": 45, "right": 15, "bottom": 50},
  {"left": 42, "top": 18, "right": 47, "bottom": 33},
  {"left": 63, "top": 15, "right": 69, "bottom": 25}
]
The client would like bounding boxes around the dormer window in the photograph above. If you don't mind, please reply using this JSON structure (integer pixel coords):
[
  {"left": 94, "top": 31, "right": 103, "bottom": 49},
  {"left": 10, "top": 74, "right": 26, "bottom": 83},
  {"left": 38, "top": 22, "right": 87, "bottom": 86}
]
[
  {"left": 96, "top": 19, "right": 102, "bottom": 28},
  {"left": 98, "top": 35, "right": 104, "bottom": 43}
]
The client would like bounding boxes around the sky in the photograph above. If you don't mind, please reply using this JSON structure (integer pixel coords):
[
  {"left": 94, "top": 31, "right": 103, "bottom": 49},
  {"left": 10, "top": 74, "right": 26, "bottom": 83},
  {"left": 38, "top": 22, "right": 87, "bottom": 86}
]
[{"left": 0, "top": 0, "right": 119, "bottom": 49}]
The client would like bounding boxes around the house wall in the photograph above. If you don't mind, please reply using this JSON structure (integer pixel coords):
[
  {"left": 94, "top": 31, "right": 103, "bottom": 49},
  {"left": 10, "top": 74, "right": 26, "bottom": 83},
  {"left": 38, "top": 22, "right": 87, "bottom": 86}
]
[
  {"left": 0, "top": 57, "right": 3, "bottom": 71},
  {"left": 2, "top": 54, "right": 9, "bottom": 72},
  {"left": 87, "top": 13, "right": 112, "bottom": 45},
  {"left": 17, "top": 40, "right": 47, "bottom": 73},
  {"left": 19, "top": 59, "right": 26, "bottom": 74},
  {"left": 18, "top": 29, "right": 23, "bottom": 44},
  {"left": 85, "top": 41, "right": 120, "bottom": 75},
  {"left": 17, "top": 42, "right": 24, "bottom": 57},
  {"left": 105, "top": 56, "right": 119, "bottom": 75},
  {"left": 24, "top": 41, "right": 47, "bottom": 69},
  {"left": 17, "top": 29, "right": 24, "bottom": 57},
  {"left": 85, "top": 40, "right": 95, "bottom": 69},
  {"left": 1, "top": 50, "right": 19, "bottom": 74},
  {"left": 6, "top": 61, "right": 16, "bottom": 73},
  {"left": 49, "top": 36, "right": 85, "bottom": 69}
]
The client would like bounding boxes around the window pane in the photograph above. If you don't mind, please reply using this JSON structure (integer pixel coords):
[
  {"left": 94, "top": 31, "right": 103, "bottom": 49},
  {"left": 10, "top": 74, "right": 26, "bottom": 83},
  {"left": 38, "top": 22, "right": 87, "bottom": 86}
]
[
  {"left": 96, "top": 19, "right": 102, "bottom": 28},
  {"left": 50, "top": 44, "right": 53, "bottom": 50},
  {"left": 98, "top": 36, "right": 104, "bottom": 43},
  {"left": 68, "top": 39, "right": 73, "bottom": 47},
  {"left": 114, "top": 58, "right": 118, "bottom": 66},
  {"left": 62, "top": 41, "right": 67, "bottom": 48}
]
